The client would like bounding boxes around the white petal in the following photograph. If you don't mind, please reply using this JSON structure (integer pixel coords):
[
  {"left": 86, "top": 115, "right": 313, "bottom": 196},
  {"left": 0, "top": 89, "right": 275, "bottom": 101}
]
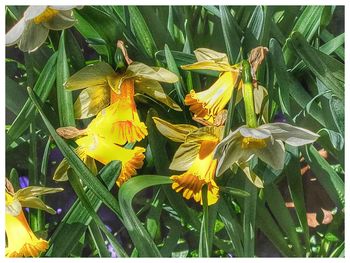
[
  {"left": 24, "top": 6, "right": 48, "bottom": 21},
  {"left": 254, "top": 140, "right": 285, "bottom": 170},
  {"left": 215, "top": 130, "right": 252, "bottom": 177},
  {"left": 6, "top": 18, "right": 26, "bottom": 46},
  {"left": 261, "top": 122, "right": 319, "bottom": 146},
  {"left": 49, "top": 6, "right": 77, "bottom": 10},
  {"left": 239, "top": 126, "right": 271, "bottom": 139},
  {"left": 43, "top": 10, "right": 76, "bottom": 30},
  {"left": 17, "top": 22, "right": 49, "bottom": 52}
]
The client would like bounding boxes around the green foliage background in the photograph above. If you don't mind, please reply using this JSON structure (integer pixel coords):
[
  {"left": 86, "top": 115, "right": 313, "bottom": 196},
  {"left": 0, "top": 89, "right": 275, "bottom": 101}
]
[{"left": 5, "top": 6, "right": 344, "bottom": 257}]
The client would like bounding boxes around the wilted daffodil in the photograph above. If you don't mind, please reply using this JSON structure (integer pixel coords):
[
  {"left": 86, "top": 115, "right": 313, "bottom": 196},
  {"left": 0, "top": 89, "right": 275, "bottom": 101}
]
[
  {"left": 66, "top": 59, "right": 180, "bottom": 145},
  {"left": 54, "top": 127, "right": 145, "bottom": 187},
  {"left": 5, "top": 185, "right": 63, "bottom": 257},
  {"left": 214, "top": 60, "right": 319, "bottom": 177},
  {"left": 182, "top": 48, "right": 268, "bottom": 124},
  {"left": 6, "top": 6, "right": 78, "bottom": 52},
  {"left": 153, "top": 117, "right": 224, "bottom": 205}
]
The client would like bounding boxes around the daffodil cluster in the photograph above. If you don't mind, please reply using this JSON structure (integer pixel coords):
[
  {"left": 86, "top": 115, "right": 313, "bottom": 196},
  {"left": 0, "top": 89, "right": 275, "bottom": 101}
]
[{"left": 153, "top": 47, "right": 319, "bottom": 206}]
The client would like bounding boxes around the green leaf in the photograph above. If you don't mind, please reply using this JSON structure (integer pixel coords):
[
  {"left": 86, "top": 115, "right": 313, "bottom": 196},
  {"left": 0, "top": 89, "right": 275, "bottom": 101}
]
[
  {"left": 292, "top": 6, "right": 324, "bottom": 42},
  {"left": 219, "top": 6, "right": 241, "bottom": 63},
  {"left": 319, "top": 128, "right": 344, "bottom": 151},
  {"left": 199, "top": 186, "right": 210, "bottom": 257},
  {"left": 220, "top": 186, "right": 250, "bottom": 198},
  {"left": 128, "top": 6, "right": 157, "bottom": 59},
  {"left": 288, "top": 32, "right": 344, "bottom": 99},
  {"left": 256, "top": 199, "right": 294, "bottom": 257},
  {"left": 6, "top": 52, "right": 57, "bottom": 148},
  {"left": 27, "top": 87, "right": 123, "bottom": 218},
  {"left": 218, "top": 199, "right": 244, "bottom": 256},
  {"left": 5, "top": 76, "right": 27, "bottom": 115},
  {"left": 88, "top": 221, "right": 111, "bottom": 257},
  {"left": 269, "top": 38, "right": 325, "bottom": 126},
  {"left": 164, "top": 44, "right": 186, "bottom": 104},
  {"left": 301, "top": 145, "right": 344, "bottom": 208},
  {"left": 243, "top": 178, "right": 257, "bottom": 256},
  {"left": 118, "top": 175, "right": 172, "bottom": 257},
  {"left": 57, "top": 30, "right": 75, "bottom": 127},
  {"left": 68, "top": 169, "right": 127, "bottom": 257},
  {"left": 46, "top": 161, "right": 121, "bottom": 257},
  {"left": 264, "top": 184, "right": 303, "bottom": 256},
  {"left": 285, "top": 147, "right": 310, "bottom": 251}
]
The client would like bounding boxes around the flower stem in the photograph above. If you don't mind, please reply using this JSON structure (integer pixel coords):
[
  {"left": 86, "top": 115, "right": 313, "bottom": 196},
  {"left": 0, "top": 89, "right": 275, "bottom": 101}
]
[{"left": 242, "top": 60, "right": 257, "bottom": 128}]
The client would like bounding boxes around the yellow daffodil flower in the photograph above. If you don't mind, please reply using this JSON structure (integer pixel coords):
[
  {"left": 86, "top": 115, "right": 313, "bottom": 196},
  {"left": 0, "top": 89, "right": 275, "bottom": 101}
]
[
  {"left": 153, "top": 117, "right": 224, "bottom": 205},
  {"left": 6, "top": 6, "right": 78, "bottom": 52},
  {"left": 65, "top": 60, "right": 180, "bottom": 145},
  {"left": 5, "top": 185, "right": 63, "bottom": 257},
  {"left": 54, "top": 126, "right": 145, "bottom": 187},
  {"left": 182, "top": 48, "right": 267, "bottom": 124},
  {"left": 75, "top": 134, "right": 145, "bottom": 187},
  {"left": 214, "top": 122, "right": 319, "bottom": 176}
]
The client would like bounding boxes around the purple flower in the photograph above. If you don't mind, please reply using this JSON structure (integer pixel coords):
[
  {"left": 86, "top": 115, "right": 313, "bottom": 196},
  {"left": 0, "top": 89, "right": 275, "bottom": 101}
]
[
  {"left": 19, "top": 176, "right": 29, "bottom": 188},
  {"left": 107, "top": 244, "right": 117, "bottom": 258}
]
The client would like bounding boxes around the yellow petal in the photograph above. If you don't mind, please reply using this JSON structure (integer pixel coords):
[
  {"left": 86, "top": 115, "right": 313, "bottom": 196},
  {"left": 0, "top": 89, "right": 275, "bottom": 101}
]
[
  {"left": 65, "top": 62, "right": 115, "bottom": 91},
  {"left": 152, "top": 117, "right": 197, "bottom": 142},
  {"left": 74, "top": 85, "right": 110, "bottom": 119},
  {"left": 135, "top": 79, "right": 182, "bottom": 111}
]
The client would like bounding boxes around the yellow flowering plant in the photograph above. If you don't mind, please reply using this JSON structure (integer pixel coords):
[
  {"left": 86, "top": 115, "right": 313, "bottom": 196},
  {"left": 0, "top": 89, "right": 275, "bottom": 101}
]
[
  {"left": 181, "top": 48, "right": 267, "bottom": 124},
  {"left": 6, "top": 6, "right": 78, "bottom": 52},
  {"left": 153, "top": 117, "right": 224, "bottom": 205},
  {"left": 65, "top": 48, "right": 180, "bottom": 145},
  {"left": 5, "top": 183, "right": 63, "bottom": 257}
]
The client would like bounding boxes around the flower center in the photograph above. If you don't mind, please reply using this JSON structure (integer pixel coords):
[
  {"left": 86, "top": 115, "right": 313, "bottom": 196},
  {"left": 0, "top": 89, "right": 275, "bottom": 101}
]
[
  {"left": 241, "top": 137, "right": 267, "bottom": 149},
  {"left": 33, "top": 8, "right": 59, "bottom": 24}
]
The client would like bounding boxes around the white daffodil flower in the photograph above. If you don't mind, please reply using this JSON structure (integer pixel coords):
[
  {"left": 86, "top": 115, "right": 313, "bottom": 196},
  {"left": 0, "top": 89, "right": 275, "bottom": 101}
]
[
  {"left": 214, "top": 122, "right": 319, "bottom": 175},
  {"left": 6, "top": 6, "right": 78, "bottom": 52}
]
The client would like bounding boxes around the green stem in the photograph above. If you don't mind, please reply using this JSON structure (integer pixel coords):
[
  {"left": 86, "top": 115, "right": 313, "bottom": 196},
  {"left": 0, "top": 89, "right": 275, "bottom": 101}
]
[{"left": 242, "top": 60, "right": 257, "bottom": 128}]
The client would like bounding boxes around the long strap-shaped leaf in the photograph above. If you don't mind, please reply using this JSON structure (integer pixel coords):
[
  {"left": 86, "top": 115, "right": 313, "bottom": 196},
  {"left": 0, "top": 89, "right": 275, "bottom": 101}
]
[
  {"left": 27, "top": 87, "right": 123, "bottom": 219},
  {"left": 6, "top": 52, "right": 57, "bottom": 148},
  {"left": 46, "top": 161, "right": 120, "bottom": 257},
  {"left": 68, "top": 170, "right": 128, "bottom": 257},
  {"left": 118, "top": 175, "right": 172, "bottom": 257}
]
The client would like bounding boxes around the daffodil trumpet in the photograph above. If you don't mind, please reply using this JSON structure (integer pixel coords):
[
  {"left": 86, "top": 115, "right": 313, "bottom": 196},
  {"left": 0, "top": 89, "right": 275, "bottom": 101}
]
[
  {"left": 153, "top": 117, "right": 224, "bottom": 205},
  {"left": 6, "top": 6, "right": 78, "bottom": 52},
  {"left": 5, "top": 185, "right": 63, "bottom": 257}
]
